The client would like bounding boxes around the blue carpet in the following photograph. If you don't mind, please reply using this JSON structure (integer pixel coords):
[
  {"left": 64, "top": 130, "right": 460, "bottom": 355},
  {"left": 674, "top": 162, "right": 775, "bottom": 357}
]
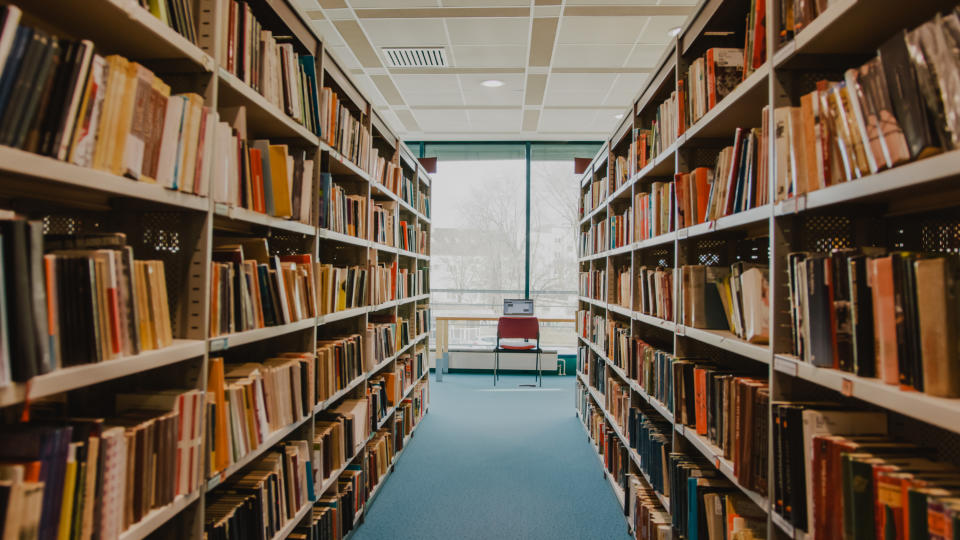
[{"left": 352, "top": 373, "right": 633, "bottom": 540}]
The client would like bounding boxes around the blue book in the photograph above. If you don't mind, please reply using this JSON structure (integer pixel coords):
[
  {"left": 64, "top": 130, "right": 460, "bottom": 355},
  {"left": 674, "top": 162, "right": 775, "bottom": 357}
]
[
  {"left": 320, "top": 172, "right": 332, "bottom": 229},
  {"left": 0, "top": 26, "right": 31, "bottom": 121},
  {"left": 298, "top": 56, "right": 321, "bottom": 136}
]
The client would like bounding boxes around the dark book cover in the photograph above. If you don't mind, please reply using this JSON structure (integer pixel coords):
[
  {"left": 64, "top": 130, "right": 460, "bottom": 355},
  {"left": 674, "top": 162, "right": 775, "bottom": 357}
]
[
  {"left": 847, "top": 254, "right": 876, "bottom": 378},
  {"left": 0, "top": 29, "right": 46, "bottom": 146},
  {"left": 0, "top": 26, "right": 33, "bottom": 121},
  {"left": 13, "top": 36, "right": 59, "bottom": 149},
  {"left": 878, "top": 30, "right": 940, "bottom": 159},
  {"left": 831, "top": 249, "right": 857, "bottom": 372},
  {"left": 806, "top": 256, "right": 835, "bottom": 368},
  {"left": 1, "top": 220, "right": 38, "bottom": 379},
  {"left": 22, "top": 38, "right": 69, "bottom": 153}
]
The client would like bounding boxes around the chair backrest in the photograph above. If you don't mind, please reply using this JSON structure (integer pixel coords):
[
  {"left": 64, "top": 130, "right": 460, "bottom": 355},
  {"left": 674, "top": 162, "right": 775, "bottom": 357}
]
[{"left": 497, "top": 316, "right": 539, "bottom": 340}]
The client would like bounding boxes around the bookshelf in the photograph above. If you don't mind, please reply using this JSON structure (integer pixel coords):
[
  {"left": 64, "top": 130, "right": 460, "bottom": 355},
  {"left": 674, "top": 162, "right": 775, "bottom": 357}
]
[
  {"left": 576, "top": 0, "right": 960, "bottom": 538},
  {"left": 0, "top": 0, "right": 432, "bottom": 539}
]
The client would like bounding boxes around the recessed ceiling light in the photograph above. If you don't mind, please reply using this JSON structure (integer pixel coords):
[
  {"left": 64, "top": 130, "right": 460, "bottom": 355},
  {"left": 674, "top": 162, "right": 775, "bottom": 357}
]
[
  {"left": 667, "top": 26, "right": 682, "bottom": 37},
  {"left": 481, "top": 79, "right": 504, "bottom": 88},
  {"left": 614, "top": 113, "right": 624, "bottom": 120}
]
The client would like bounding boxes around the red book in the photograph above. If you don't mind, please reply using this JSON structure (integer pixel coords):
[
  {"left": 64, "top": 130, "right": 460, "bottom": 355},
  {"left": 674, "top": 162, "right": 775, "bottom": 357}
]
[
  {"left": 706, "top": 48, "right": 717, "bottom": 109},
  {"left": 248, "top": 147, "right": 265, "bottom": 213},
  {"left": 693, "top": 167, "right": 711, "bottom": 224}
]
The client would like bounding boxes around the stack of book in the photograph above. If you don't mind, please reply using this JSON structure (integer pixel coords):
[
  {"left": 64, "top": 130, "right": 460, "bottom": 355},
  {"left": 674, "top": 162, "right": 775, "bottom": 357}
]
[
  {"left": 205, "top": 440, "right": 314, "bottom": 540},
  {"left": 417, "top": 192, "right": 430, "bottom": 218},
  {"left": 313, "top": 414, "right": 348, "bottom": 484},
  {"left": 613, "top": 155, "right": 630, "bottom": 192},
  {"left": 216, "top": 1, "right": 321, "bottom": 136},
  {"left": 627, "top": 408, "right": 673, "bottom": 496},
  {"left": 316, "top": 263, "right": 369, "bottom": 315},
  {"left": 605, "top": 374, "right": 631, "bottom": 433},
  {"left": 631, "top": 127, "right": 653, "bottom": 173},
  {"left": 636, "top": 266, "right": 674, "bottom": 322},
  {"left": 396, "top": 380, "right": 428, "bottom": 441},
  {"left": 633, "top": 180, "right": 675, "bottom": 240},
  {"left": 0, "top": 388, "right": 204, "bottom": 540},
  {"left": 603, "top": 206, "right": 633, "bottom": 251},
  {"left": 316, "top": 335, "right": 365, "bottom": 403},
  {"left": 582, "top": 175, "right": 609, "bottom": 217},
  {"left": 205, "top": 355, "right": 316, "bottom": 476},
  {"left": 320, "top": 88, "right": 370, "bottom": 170},
  {"left": 786, "top": 250, "right": 960, "bottom": 397},
  {"left": 210, "top": 125, "right": 315, "bottom": 224},
  {"left": 679, "top": 263, "right": 770, "bottom": 344},
  {"left": 607, "top": 321, "right": 630, "bottom": 372},
  {"left": 0, "top": 10, "right": 213, "bottom": 193},
  {"left": 775, "top": 12, "right": 960, "bottom": 202},
  {"left": 209, "top": 243, "right": 316, "bottom": 336},
  {"left": 319, "top": 173, "right": 368, "bottom": 239},
  {"left": 399, "top": 175, "right": 416, "bottom": 208},
  {"left": 654, "top": 90, "right": 682, "bottom": 156},
  {"left": 631, "top": 339, "right": 675, "bottom": 411},
  {"left": 366, "top": 318, "right": 398, "bottom": 366}
]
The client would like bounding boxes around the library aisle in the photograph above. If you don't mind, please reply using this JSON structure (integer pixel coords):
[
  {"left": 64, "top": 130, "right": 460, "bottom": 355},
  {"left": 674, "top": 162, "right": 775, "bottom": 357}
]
[{"left": 352, "top": 373, "right": 632, "bottom": 540}]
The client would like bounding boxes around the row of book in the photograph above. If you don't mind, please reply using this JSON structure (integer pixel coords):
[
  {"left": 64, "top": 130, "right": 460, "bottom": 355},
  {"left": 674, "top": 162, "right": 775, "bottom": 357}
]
[
  {"left": 320, "top": 174, "right": 367, "bottom": 239},
  {"left": 614, "top": 267, "right": 630, "bottom": 309},
  {"left": 209, "top": 244, "right": 316, "bottom": 337},
  {"left": 613, "top": 154, "right": 630, "bottom": 194},
  {"left": 683, "top": 48, "right": 745, "bottom": 128},
  {"left": 634, "top": 181, "right": 675, "bottom": 241},
  {"left": 317, "top": 263, "right": 370, "bottom": 315},
  {"left": 0, "top": 9, "right": 213, "bottom": 194},
  {"left": 205, "top": 353, "right": 317, "bottom": 472},
  {"left": 606, "top": 320, "right": 630, "bottom": 372},
  {"left": 679, "top": 263, "right": 770, "bottom": 344},
  {"left": 581, "top": 175, "right": 609, "bottom": 217},
  {"left": 777, "top": 0, "right": 833, "bottom": 44},
  {"left": 396, "top": 267, "right": 426, "bottom": 299},
  {"left": 579, "top": 221, "right": 605, "bottom": 257},
  {"left": 205, "top": 440, "right": 314, "bottom": 540},
  {"left": 605, "top": 206, "right": 633, "bottom": 252},
  {"left": 365, "top": 316, "right": 405, "bottom": 368},
  {"left": 321, "top": 89, "right": 370, "bottom": 171},
  {"left": 1, "top": 388, "right": 204, "bottom": 540},
  {"left": 364, "top": 429, "right": 395, "bottom": 499},
  {"left": 675, "top": 124, "right": 768, "bottom": 228},
  {"left": 399, "top": 220, "right": 428, "bottom": 254},
  {"left": 786, "top": 250, "right": 960, "bottom": 398},
  {"left": 630, "top": 128, "right": 653, "bottom": 175},
  {"left": 371, "top": 200, "right": 396, "bottom": 247},
  {"left": 417, "top": 192, "right": 430, "bottom": 219},
  {"left": 577, "top": 311, "right": 608, "bottom": 355},
  {"left": 141, "top": 0, "right": 198, "bottom": 45},
  {"left": 395, "top": 381, "right": 428, "bottom": 445},
  {"left": 626, "top": 475, "right": 671, "bottom": 540},
  {"left": 215, "top": 1, "right": 321, "bottom": 137},
  {"left": 580, "top": 398, "right": 631, "bottom": 499},
  {"left": 579, "top": 269, "right": 606, "bottom": 301},
  {"left": 210, "top": 119, "right": 315, "bottom": 223},
  {"left": 371, "top": 151, "right": 401, "bottom": 194},
  {"left": 774, "top": 10, "right": 960, "bottom": 202},
  {"left": 414, "top": 306, "right": 430, "bottom": 336},
  {"left": 1, "top": 226, "right": 174, "bottom": 386},
  {"left": 637, "top": 266, "right": 674, "bottom": 322},
  {"left": 770, "top": 403, "right": 960, "bottom": 539}
]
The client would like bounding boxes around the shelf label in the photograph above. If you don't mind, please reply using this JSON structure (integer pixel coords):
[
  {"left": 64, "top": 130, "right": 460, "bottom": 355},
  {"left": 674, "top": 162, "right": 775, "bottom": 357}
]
[
  {"left": 676, "top": 324, "right": 685, "bottom": 336},
  {"left": 210, "top": 337, "right": 228, "bottom": 352},
  {"left": 841, "top": 378, "right": 854, "bottom": 397},
  {"left": 214, "top": 203, "right": 229, "bottom": 216}
]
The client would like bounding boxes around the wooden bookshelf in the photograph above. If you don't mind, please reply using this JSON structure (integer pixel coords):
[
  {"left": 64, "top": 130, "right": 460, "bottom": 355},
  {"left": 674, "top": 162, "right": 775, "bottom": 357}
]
[
  {"left": 0, "top": 0, "right": 432, "bottom": 538},
  {"left": 575, "top": 1, "right": 960, "bottom": 538}
]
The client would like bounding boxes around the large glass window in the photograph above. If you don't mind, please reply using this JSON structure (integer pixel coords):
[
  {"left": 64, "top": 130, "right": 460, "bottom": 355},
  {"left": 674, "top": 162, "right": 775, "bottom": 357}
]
[{"left": 415, "top": 142, "right": 601, "bottom": 352}]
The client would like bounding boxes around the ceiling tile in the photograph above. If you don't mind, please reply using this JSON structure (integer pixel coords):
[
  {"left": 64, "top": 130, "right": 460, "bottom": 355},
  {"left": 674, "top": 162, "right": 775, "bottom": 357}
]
[
  {"left": 351, "top": 74, "right": 390, "bottom": 107},
  {"left": 461, "top": 89, "right": 523, "bottom": 106},
  {"left": 312, "top": 20, "right": 345, "bottom": 46},
  {"left": 451, "top": 45, "right": 527, "bottom": 68},
  {"left": 441, "top": 0, "right": 529, "bottom": 6},
  {"left": 467, "top": 109, "right": 521, "bottom": 132},
  {"left": 564, "top": 0, "right": 658, "bottom": 3},
  {"left": 359, "top": 18, "right": 449, "bottom": 47},
  {"left": 404, "top": 92, "right": 465, "bottom": 106},
  {"left": 624, "top": 43, "right": 666, "bottom": 67},
  {"left": 557, "top": 16, "right": 649, "bottom": 45},
  {"left": 392, "top": 73, "right": 461, "bottom": 94},
  {"left": 637, "top": 15, "right": 689, "bottom": 43},
  {"left": 546, "top": 72, "right": 618, "bottom": 93},
  {"left": 350, "top": 0, "right": 439, "bottom": 6},
  {"left": 602, "top": 73, "right": 649, "bottom": 106},
  {"left": 412, "top": 109, "right": 470, "bottom": 132},
  {"left": 539, "top": 109, "right": 597, "bottom": 132},
  {"left": 445, "top": 18, "right": 530, "bottom": 45},
  {"left": 591, "top": 112, "right": 621, "bottom": 132},
  {"left": 552, "top": 44, "right": 633, "bottom": 68},
  {"left": 328, "top": 45, "right": 364, "bottom": 70}
]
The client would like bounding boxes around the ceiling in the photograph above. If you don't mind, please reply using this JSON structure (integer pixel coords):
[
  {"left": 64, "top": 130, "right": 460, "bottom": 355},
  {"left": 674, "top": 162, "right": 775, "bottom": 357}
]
[{"left": 292, "top": 0, "right": 697, "bottom": 141}]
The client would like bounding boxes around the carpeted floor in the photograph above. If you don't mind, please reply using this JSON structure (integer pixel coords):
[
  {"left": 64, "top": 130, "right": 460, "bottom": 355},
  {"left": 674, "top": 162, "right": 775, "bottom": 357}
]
[{"left": 351, "top": 372, "right": 633, "bottom": 540}]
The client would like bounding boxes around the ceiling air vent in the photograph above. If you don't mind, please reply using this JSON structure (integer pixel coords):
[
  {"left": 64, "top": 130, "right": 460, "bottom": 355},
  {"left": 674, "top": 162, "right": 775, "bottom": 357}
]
[{"left": 382, "top": 47, "right": 448, "bottom": 68}]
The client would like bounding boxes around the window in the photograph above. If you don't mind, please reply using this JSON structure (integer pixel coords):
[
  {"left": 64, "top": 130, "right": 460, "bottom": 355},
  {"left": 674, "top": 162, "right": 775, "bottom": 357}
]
[{"left": 414, "top": 142, "right": 601, "bottom": 351}]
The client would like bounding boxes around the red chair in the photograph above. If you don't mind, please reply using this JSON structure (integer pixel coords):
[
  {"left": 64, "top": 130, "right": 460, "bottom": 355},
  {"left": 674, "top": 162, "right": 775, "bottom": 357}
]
[{"left": 494, "top": 316, "right": 542, "bottom": 387}]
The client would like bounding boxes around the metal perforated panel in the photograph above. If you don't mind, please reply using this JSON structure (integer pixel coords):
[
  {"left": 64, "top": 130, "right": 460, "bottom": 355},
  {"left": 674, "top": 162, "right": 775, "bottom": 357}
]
[{"left": 800, "top": 215, "right": 853, "bottom": 252}]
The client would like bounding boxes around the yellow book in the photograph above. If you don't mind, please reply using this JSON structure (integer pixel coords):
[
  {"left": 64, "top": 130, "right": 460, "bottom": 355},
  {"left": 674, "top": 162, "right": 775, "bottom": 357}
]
[
  {"left": 267, "top": 145, "right": 293, "bottom": 218},
  {"left": 57, "top": 443, "right": 79, "bottom": 540},
  {"left": 134, "top": 261, "right": 155, "bottom": 350},
  {"left": 178, "top": 93, "right": 204, "bottom": 193},
  {"left": 336, "top": 271, "right": 347, "bottom": 312},
  {"left": 108, "top": 61, "right": 142, "bottom": 175},
  {"left": 92, "top": 55, "right": 128, "bottom": 171}
]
